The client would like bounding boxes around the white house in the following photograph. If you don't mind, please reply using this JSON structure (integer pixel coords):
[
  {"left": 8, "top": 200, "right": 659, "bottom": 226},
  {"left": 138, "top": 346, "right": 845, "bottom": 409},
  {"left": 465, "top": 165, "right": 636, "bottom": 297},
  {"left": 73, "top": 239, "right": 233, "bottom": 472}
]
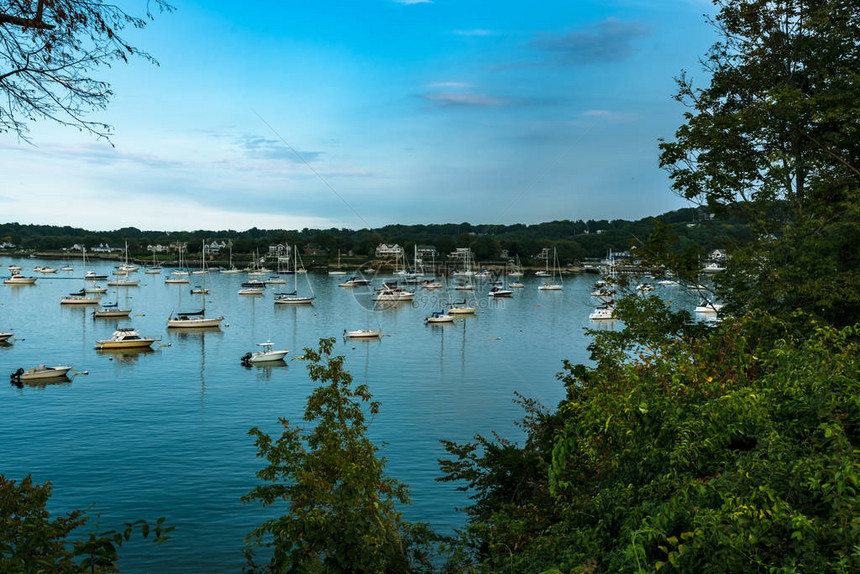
[{"left": 375, "top": 243, "right": 403, "bottom": 257}]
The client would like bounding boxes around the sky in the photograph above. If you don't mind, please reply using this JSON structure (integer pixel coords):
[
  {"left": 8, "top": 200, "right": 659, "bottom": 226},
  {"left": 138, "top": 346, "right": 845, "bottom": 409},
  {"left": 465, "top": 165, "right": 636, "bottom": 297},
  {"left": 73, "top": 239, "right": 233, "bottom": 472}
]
[{"left": 0, "top": 0, "right": 718, "bottom": 232}]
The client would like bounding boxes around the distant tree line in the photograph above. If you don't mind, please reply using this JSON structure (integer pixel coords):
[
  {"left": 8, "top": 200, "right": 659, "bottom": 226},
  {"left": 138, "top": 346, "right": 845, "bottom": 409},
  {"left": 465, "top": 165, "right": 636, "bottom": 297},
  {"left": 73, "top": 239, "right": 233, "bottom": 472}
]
[{"left": 0, "top": 206, "right": 748, "bottom": 265}]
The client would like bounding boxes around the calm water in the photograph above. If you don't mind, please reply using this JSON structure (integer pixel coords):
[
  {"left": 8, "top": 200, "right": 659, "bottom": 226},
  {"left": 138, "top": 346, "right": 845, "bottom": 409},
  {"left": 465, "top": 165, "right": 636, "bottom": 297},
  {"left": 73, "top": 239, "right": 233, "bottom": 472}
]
[{"left": 0, "top": 257, "right": 702, "bottom": 571}]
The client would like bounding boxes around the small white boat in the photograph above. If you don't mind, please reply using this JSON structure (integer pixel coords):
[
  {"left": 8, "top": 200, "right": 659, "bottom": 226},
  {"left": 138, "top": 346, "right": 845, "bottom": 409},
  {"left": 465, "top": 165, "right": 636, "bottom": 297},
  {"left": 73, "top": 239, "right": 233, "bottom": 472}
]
[
  {"left": 421, "top": 280, "right": 443, "bottom": 289},
  {"left": 61, "top": 266, "right": 74, "bottom": 271},
  {"left": 265, "top": 277, "right": 287, "bottom": 285},
  {"left": 85, "top": 271, "right": 108, "bottom": 280},
  {"left": 449, "top": 304, "right": 476, "bottom": 315},
  {"left": 488, "top": 286, "right": 513, "bottom": 297},
  {"left": 93, "top": 303, "right": 131, "bottom": 318},
  {"left": 241, "top": 341, "right": 288, "bottom": 365},
  {"left": 96, "top": 328, "right": 157, "bottom": 349},
  {"left": 11, "top": 365, "right": 72, "bottom": 382},
  {"left": 339, "top": 277, "right": 371, "bottom": 288},
  {"left": 589, "top": 306, "right": 615, "bottom": 320},
  {"left": 274, "top": 293, "right": 314, "bottom": 305},
  {"left": 165, "top": 276, "right": 190, "bottom": 284},
  {"left": 425, "top": 311, "right": 455, "bottom": 324},
  {"left": 0, "top": 332, "right": 13, "bottom": 342},
  {"left": 657, "top": 279, "right": 680, "bottom": 287},
  {"left": 8, "top": 265, "right": 22, "bottom": 272},
  {"left": 61, "top": 289, "right": 101, "bottom": 305},
  {"left": 238, "top": 287, "right": 265, "bottom": 295},
  {"left": 695, "top": 302, "right": 724, "bottom": 314},
  {"left": 509, "top": 282, "right": 525, "bottom": 288},
  {"left": 35, "top": 266, "right": 58, "bottom": 273},
  {"left": 636, "top": 283, "right": 654, "bottom": 293},
  {"left": 328, "top": 270, "right": 348, "bottom": 275},
  {"left": 107, "top": 279, "right": 139, "bottom": 287},
  {"left": 345, "top": 329, "right": 381, "bottom": 339},
  {"left": 4, "top": 274, "right": 37, "bottom": 285},
  {"left": 538, "top": 281, "right": 562, "bottom": 291}
]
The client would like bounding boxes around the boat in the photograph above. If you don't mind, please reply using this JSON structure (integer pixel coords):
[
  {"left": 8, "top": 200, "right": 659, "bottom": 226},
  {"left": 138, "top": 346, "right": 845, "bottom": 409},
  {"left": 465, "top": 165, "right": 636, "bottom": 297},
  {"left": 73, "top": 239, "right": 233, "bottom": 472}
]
[
  {"left": 95, "top": 328, "right": 157, "bottom": 349},
  {"left": 167, "top": 241, "right": 224, "bottom": 329},
  {"left": 344, "top": 329, "right": 381, "bottom": 339},
  {"left": 509, "top": 282, "right": 525, "bottom": 288},
  {"left": 61, "top": 265, "right": 74, "bottom": 271},
  {"left": 145, "top": 246, "right": 163, "bottom": 274},
  {"left": 449, "top": 299, "right": 477, "bottom": 314},
  {"left": 4, "top": 273, "right": 37, "bottom": 285},
  {"left": 190, "top": 287, "right": 210, "bottom": 294},
  {"left": 10, "top": 365, "right": 72, "bottom": 383},
  {"left": 589, "top": 306, "right": 615, "bottom": 320},
  {"left": 0, "top": 332, "right": 12, "bottom": 342},
  {"left": 537, "top": 247, "right": 563, "bottom": 291},
  {"left": 240, "top": 279, "right": 267, "bottom": 288},
  {"left": 339, "top": 276, "right": 371, "bottom": 288},
  {"left": 219, "top": 242, "right": 242, "bottom": 274},
  {"left": 373, "top": 286, "right": 415, "bottom": 302},
  {"left": 274, "top": 250, "right": 315, "bottom": 305},
  {"left": 93, "top": 302, "right": 131, "bottom": 318},
  {"left": 85, "top": 270, "right": 108, "bottom": 280},
  {"left": 425, "top": 310, "right": 455, "bottom": 324},
  {"left": 107, "top": 278, "right": 139, "bottom": 287},
  {"left": 8, "top": 265, "right": 21, "bottom": 272},
  {"left": 488, "top": 286, "right": 513, "bottom": 297},
  {"left": 508, "top": 255, "right": 524, "bottom": 277},
  {"left": 166, "top": 245, "right": 190, "bottom": 282},
  {"left": 240, "top": 341, "right": 288, "bottom": 365},
  {"left": 695, "top": 302, "right": 724, "bottom": 314},
  {"left": 85, "top": 285, "right": 108, "bottom": 294},
  {"left": 328, "top": 249, "right": 348, "bottom": 275},
  {"left": 701, "top": 262, "right": 726, "bottom": 273},
  {"left": 35, "top": 266, "right": 58, "bottom": 273},
  {"left": 238, "top": 287, "right": 266, "bottom": 295},
  {"left": 61, "top": 288, "right": 101, "bottom": 305},
  {"left": 421, "top": 279, "right": 443, "bottom": 289},
  {"left": 636, "top": 283, "right": 654, "bottom": 293}
]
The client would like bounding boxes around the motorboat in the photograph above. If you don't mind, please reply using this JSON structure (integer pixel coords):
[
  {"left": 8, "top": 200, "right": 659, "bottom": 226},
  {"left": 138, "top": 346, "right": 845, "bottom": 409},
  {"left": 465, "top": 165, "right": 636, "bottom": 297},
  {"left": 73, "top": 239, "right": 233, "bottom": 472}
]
[
  {"left": 11, "top": 365, "right": 72, "bottom": 383},
  {"left": 373, "top": 289, "right": 415, "bottom": 302},
  {"left": 190, "top": 287, "right": 210, "bottom": 294},
  {"left": 421, "top": 279, "right": 443, "bottom": 289},
  {"left": 509, "top": 282, "right": 525, "bottom": 288},
  {"left": 4, "top": 273, "right": 37, "bottom": 285},
  {"left": 425, "top": 311, "right": 455, "bottom": 324},
  {"left": 8, "top": 265, "right": 21, "bottom": 271},
  {"left": 85, "top": 271, "right": 108, "bottom": 280},
  {"left": 241, "top": 279, "right": 267, "bottom": 288},
  {"left": 344, "top": 329, "right": 381, "bottom": 339},
  {"left": 238, "top": 287, "right": 265, "bottom": 295},
  {"left": 241, "top": 341, "right": 288, "bottom": 365},
  {"left": 34, "top": 266, "right": 58, "bottom": 273},
  {"left": 538, "top": 281, "right": 563, "bottom": 291},
  {"left": 589, "top": 306, "right": 615, "bottom": 320},
  {"left": 695, "top": 302, "right": 724, "bottom": 314},
  {"left": 61, "top": 266, "right": 74, "bottom": 271},
  {"left": 96, "top": 329, "right": 157, "bottom": 349},
  {"left": 0, "top": 332, "right": 12, "bottom": 342},
  {"left": 488, "top": 286, "right": 513, "bottom": 297}
]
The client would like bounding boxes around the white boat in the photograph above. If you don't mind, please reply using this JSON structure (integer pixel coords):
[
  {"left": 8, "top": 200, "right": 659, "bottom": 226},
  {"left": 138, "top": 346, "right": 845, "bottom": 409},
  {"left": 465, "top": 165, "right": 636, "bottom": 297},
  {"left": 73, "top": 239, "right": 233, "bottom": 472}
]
[
  {"left": 190, "top": 287, "right": 210, "bottom": 294},
  {"left": 220, "top": 242, "right": 242, "bottom": 274},
  {"left": 273, "top": 250, "right": 315, "bottom": 304},
  {"left": 167, "top": 241, "right": 224, "bottom": 329},
  {"left": 0, "top": 332, "right": 13, "bottom": 342},
  {"left": 61, "top": 288, "right": 101, "bottom": 305},
  {"left": 373, "top": 289, "right": 415, "bottom": 302},
  {"left": 339, "top": 276, "right": 371, "bottom": 288},
  {"left": 345, "top": 329, "right": 381, "bottom": 339},
  {"left": 657, "top": 279, "right": 680, "bottom": 286},
  {"left": 61, "top": 266, "right": 74, "bottom": 271},
  {"left": 4, "top": 273, "right": 37, "bottom": 285},
  {"left": 425, "top": 311, "right": 455, "bottom": 324},
  {"left": 165, "top": 276, "right": 190, "bottom": 284},
  {"left": 8, "top": 265, "right": 21, "bottom": 272},
  {"left": 509, "top": 282, "right": 525, "bottom": 288},
  {"left": 449, "top": 302, "right": 477, "bottom": 314},
  {"left": 589, "top": 306, "right": 615, "bottom": 320},
  {"left": 96, "top": 328, "right": 157, "bottom": 349},
  {"left": 238, "top": 287, "right": 265, "bottom": 295},
  {"left": 421, "top": 279, "right": 443, "bottom": 289},
  {"left": 167, "top": 244, "right": 190, "bottom": 280},
  {"left": 85, "top": 285, "right": 108, "bottom": 294},
  {"left": 636, "top": 283, "right": 654, "bottom": 293},
  {"left": 11, "top": 365, "right": 72, "bottom": 382},
  {"left": 695, "top": 302, "right": 724, "bottom": 314},
  {"left": 328, "top": 249, "right": 348, "bottom": 275},
  {"left": 488, "top": 286, "right": 513, "bottom": 297},
  {"left": 508, "top": 255, "right": 524, "bottom": 277},
  {"left": 537, "top": 247, "right": 563, "bottom": 291},
  {"left": 145, "top": 247, "right": 162, "bottom": 274},
  {"left": 701, "top": 262, "right": 726, "bottom": 273},
  {"left": 35, "top": 266, "right": 58, "bottom": 273},
  {"left": 107, "top": 278, "right": 139, "bottom": 287},
  {"left": 241, "top": 341, "right": 288, "bottom": 364},
  {"left": 92, "top": 302, "right": 131, "bottom": 318},
  {"left": 85, "top": 270, "right": 108, "bottom": 280}
]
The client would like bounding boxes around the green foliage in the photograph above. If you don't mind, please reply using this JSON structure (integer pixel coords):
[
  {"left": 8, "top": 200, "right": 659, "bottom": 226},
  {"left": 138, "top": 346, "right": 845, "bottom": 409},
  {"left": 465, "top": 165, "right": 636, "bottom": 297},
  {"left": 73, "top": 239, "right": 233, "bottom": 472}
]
[
  {"left": 441, "top": 297, "right": 860, "bottom": 572},
  {"left": 0, "top": 475, "right": 173, "bottom": 573},
  {"left": 242, "top": 338, "right": 438, "bottom": 573}
]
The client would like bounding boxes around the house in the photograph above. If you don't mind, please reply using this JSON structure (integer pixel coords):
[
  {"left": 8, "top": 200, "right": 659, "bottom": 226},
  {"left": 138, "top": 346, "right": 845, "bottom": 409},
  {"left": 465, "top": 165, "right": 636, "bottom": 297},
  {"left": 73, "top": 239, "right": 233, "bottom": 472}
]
[
  {"left": 416, "top": 245, "right": 437, "bottom": 258},
  {"left": 268, "top": 243, "right": 290, "bottom": 257},
  {"left": 204, "top": 240, "right": 227, "bottom": 255},
  {"left": 709, "top": 249, "right": 728, "bottom": 261},
  {"left": 304, "top": 242, "right": 327, "bottom": 256},
  {"left": 448, "top": 247, "right": 473, "bottom": 261},
  {"left": 0, "top": 241, "right": 15, "bottom": 249},
  {"left": 90, "top": 243, "right": 122, "bottom": 253},
  {"left": 375, "top": 243, "right": 403, "bottom": 258},
  {"left": 146, "top": 244, "right": 170, "bottom": 253}
]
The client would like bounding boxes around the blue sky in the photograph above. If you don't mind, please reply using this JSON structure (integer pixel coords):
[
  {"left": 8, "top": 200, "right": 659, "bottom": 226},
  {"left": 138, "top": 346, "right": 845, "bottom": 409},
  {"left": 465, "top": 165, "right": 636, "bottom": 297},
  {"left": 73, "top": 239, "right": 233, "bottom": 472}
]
[{"left": 1, "top": 0, "right": 717, "bottom": 232}]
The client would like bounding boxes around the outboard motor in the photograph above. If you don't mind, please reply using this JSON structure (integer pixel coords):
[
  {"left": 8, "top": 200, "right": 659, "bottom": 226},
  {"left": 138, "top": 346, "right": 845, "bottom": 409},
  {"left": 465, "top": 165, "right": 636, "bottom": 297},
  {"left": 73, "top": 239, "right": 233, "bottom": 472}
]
[
  {"left": 240, "top": 352, "right": 253, "bottom": 367},
  {"left": 10, "top": 368, "right": 24, "bottom": 387}
]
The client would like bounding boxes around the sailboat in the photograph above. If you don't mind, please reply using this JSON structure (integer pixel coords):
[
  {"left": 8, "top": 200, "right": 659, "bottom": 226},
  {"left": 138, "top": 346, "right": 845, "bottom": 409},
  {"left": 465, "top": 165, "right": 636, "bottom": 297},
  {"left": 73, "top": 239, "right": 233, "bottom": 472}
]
[
  {"left": 145, "top": 245, "right": 162, "bottom": 274},
  {"left": 275, "top": 248, "right": 315, "bottom": 305},
  {"left": 220, "top": 241, "right": 242, "bottom": 274},
  {"left": 165, "top": 245, "right": 190, "bottom": 284},
  {"left": 61, "top": 248, "right": 101, "bottom": 305},
  {"left": 93, "top": 281, "right": 132, "bottom": 318},
  {"left": 108, "top": 244, "right": 140, "bottom": 286},
  {"left": 508, "top": 255, "right": 524, "bottom": 277},
  {"left": 167, "top": 241, "right": 224, "bottom": 328},
  {"left": 328, "top": 249, "right": 348, "bottom": 275},
  {"left": 537, "top": 247, "right": 563, "bottom": 291}
]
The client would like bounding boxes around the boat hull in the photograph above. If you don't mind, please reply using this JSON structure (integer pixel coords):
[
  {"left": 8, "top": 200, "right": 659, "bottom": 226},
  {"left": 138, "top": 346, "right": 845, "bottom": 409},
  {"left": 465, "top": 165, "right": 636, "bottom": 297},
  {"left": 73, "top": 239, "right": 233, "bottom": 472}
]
[
  {"left": 19, "top": 366, "right": 72, "bottom": 380},
  {"left": 167, "top": 316, "right": 224, "bottom": 328},
  {"left": 96, "top": 339, "right": 155, "bottom": 349},
  {"left": 61, "top": 297, "right": 101, "bottom": 305},
  {"left": 93, "top": 309, "right": 132, "bottom": 318},
  {"left": 274, "top": 297, "right": 314, "bottom": 305},
  {"left": 346, "top": 330, "right": 381, "bottom": 338}
]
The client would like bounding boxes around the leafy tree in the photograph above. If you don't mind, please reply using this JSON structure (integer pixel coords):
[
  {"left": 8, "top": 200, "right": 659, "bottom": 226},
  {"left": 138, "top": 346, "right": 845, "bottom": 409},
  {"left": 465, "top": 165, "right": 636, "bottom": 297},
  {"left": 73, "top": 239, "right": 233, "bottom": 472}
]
[
  {"left": 242, "top": 338, "right": 438, "bottom": 573},
  {"left": 658, "top": 0, "right": 860, "bottom": 325},
  {"left": 0, "top": 474, "right": 172, "bottom": 572},
  {"left": 0, "top": 0, "right": 173, "bottom": 141}
]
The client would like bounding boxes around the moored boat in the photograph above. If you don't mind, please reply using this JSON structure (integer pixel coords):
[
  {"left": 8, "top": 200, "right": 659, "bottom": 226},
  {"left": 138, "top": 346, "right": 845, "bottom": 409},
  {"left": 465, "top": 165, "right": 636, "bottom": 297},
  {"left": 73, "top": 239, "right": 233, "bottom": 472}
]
[
  {"left": 241, "top": 341, "right": 288, "bottom": 365},
  {"left": 96, "top": 328, "right": 157, "bottom": 349}
]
